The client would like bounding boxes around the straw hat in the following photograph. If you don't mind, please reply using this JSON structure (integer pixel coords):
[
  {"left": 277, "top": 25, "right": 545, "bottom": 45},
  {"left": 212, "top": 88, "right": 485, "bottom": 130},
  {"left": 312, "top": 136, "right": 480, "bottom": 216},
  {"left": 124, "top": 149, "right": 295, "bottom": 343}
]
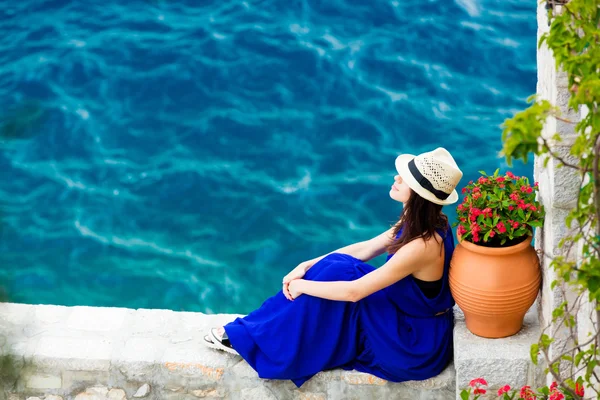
[{"left": 395, "top": 147, "right": 463, "bottom": 205}]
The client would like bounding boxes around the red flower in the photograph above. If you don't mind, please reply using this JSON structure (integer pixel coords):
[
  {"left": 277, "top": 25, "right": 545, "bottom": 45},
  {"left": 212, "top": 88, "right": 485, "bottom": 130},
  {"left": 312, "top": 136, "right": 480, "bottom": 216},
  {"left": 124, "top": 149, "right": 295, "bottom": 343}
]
[
  {"left": 473, "top": 187, "right": 481, "bottom": 193},
  {"left": 460, "top": 217, "right": 467, "bottom": 223},
  {"left": 509, "top": 206, "right": 514, "bottom": 211},
  {"left": 497, "top": 385, "right": 511, "bottom": 395},
  {"left": 469, "top": 378, "right": 487, "bottom": 387},
  {"left": 549, "top": 382, "right": 558, "bottom": 391},
  {"left": 462, "top": 187, "right": 468, "bottom": 194},
  {"left": 575, "top": 382, "right": 584, "bottom": 396},
  {"left": 530, "top": 206, "right": 537, "bottom": 212},
  {"left": 507, "top": 171, "right": 516, "bottom": 179},
  {"left": 534, "top": 181, "right": 539, "bottom": 187},
  {"left": 510, "top": 193, "right": 520, "bottom": 201},
  {"left": 470, "top": 208, "right": 482, "bottom": 222},
  {"left": 549, "top": 392, "right": 564, "bottom": 400},
  {"left": 482, "top": 208, "right": 492, "bottom": 217},
  {"left": 489, "top": 230, "right": 496, "bottom": 238},
  {"left": 512, "top": 222, "right": 519, "bottom": 229},
  {"left": 527, "top": 187, "right": 533, "bottom": 193},
  {"left": 519, "top": 385, "right": 536, "bottom": 400},
  {"left": 497, "top": 222, "right": 506, "bottom": 234},
  {"left": 496, "top": 177, "right": 505, "bottom": 182},
  {"left": 458, "top": 204, "right": 465, "bottom": 212},
  {"left": 473, "top": 388, "right": 486, "bottom": 395},
  {"left": 457, "top": 225, "right": 467, "bottom": 237},
  {"left": 473, "top": 192, "right": 482, "bottom": 200},
  {"left": 478, "top": 177, "right": 489, "bottom": 185}
]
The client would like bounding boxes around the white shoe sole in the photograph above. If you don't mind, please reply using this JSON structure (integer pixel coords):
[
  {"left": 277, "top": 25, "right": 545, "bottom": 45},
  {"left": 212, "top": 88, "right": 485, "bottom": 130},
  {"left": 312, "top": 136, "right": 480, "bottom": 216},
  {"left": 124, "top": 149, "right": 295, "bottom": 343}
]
[{"left": 206, "top": 328, "right": 239, "bottom": 356}]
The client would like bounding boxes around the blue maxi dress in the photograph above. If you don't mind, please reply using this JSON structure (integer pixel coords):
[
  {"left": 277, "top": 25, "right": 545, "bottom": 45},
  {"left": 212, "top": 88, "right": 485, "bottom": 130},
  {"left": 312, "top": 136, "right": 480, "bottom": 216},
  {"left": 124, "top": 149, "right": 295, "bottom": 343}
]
[{"left": 224, "top": 225, "right": 455, "bottom": 388}]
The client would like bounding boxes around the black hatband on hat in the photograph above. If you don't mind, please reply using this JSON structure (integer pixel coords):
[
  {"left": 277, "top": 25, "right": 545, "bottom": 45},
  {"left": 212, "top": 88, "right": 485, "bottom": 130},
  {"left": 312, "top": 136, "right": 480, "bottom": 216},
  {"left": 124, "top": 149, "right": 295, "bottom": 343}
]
[{"left": 408, "top": 159, "right": 450, "bottom": 201}]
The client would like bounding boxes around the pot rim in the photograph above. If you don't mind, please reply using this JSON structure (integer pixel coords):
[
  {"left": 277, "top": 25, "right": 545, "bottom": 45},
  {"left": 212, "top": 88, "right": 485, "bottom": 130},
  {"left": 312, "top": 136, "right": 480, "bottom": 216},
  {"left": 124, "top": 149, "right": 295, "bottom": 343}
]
[{"left": 457, "top": 234, "right": 533, "bottom": 255}]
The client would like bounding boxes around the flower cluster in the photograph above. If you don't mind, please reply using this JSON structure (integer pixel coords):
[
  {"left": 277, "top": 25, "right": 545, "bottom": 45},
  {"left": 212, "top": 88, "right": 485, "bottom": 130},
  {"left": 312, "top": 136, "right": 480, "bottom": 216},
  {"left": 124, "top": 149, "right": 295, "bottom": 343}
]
[
  {"left": 461, "top": 378, "right": 585, "bottom": 400},
  {"left": 454, "top": 170, "right": 544, "bottom": 247}
]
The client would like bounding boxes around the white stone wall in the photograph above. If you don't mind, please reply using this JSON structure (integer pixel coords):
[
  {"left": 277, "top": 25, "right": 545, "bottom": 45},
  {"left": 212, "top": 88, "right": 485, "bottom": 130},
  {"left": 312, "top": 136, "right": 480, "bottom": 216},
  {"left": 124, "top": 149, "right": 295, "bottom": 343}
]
[
  {"left": 0, "top": 303, "right": 455, "bottom": 400},
  {"left": 535, "top": 0, "right": 591, "bottom": 388}
]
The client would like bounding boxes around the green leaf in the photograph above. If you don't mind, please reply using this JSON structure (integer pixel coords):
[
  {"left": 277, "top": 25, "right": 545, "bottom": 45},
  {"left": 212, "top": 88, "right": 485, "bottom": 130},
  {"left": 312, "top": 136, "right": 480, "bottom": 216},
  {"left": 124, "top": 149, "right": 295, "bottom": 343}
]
[
  {"left": 529, "top": 220, "right": 543, "bottom": 228},
  {"left": 478, "top": 170, "right": 488, "bottom": 176},
  {"left": 484, "top": 230, "right": 492, "bottom": 242},
  {"left": 586, "top": 359, "right": 598, "bottom": 380},
  {"left": 460, "top": 390, "right": 470, "bottom": 400},
  {"left": 575, "top": 351, "right": 585, "bottom": 367},
  {"left": 540, "top": 334, "right": 554, "bottom": 348},
  {"left": 530, "top": 343, "right": 539, "bottom": 365}
]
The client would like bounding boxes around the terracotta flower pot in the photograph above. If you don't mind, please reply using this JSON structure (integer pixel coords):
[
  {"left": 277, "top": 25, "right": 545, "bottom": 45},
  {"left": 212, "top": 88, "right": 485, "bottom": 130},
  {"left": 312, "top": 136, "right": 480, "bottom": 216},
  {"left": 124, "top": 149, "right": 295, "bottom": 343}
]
[{"left": 449, "top": 235, "right": 541, "bottom": 338}]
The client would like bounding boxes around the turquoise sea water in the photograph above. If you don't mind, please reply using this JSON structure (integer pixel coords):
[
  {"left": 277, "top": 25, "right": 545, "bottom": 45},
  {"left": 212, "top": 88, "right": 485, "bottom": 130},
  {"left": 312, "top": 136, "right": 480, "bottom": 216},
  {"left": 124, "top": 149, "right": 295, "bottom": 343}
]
[{"left": 0, "top": 0, "right": 536, "bottom": 313}]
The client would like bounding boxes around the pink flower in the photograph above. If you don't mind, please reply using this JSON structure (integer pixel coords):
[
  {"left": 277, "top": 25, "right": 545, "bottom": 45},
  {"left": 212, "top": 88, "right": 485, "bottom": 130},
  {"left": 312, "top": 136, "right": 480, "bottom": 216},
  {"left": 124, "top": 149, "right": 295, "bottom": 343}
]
[
  {"left": 530, "top": 206, "right": 537, "bottom": 212},
  {"left": 519, "top": 385, "right": 536, "bottom": 400},
  {"left": 527, "top": 187, "right": 533, "bottom": 193},
  {"left": 549, "top": 392, "right": 564, "bottom": 400},
  {"left": 512, "top": 222, "right": 519, "bottom": 229},
  {"left": 549, "top": 382, "right": 558, "bottom": 391},
  {"left": 496, "top": 177, "right": 505, "bottom": 182},
  {"left": 497, "top": 222, "right": 506, "bottom": 234},
  {"left": 506, "top": 171, "right": 516, "bottom": 179},
  {"left": 473, "top": 192, "right": 482, "bottom": 200},
  {"left": 510, "top": 193, "right": 520, "bottom": 201},
  {"left": 482, "top": 208, "right": 492, "bottom": 218},
  {"left": 497, "top": 385, "right": 511, "bottom": 395},
  {"left": 462, "top": 187, "right": 468, "bottom": 194},
  {"left": 457, "top": 225, "right": 467, "bottom": 237},
  {"left": 473, "top": 187, "right": 481, "bottom": 193},
  {"left": 489, "top": 230, "right": 496, "bottom": 238},
  {"left": 469, "top": 378, "right": 487, "bottom": 387},
  {"left": 534, "top": 181, "right": 539, "bottom": 187},
  {"left": 470, "top": 208, "right": 482, "bottom": 222},
  {"left": 478, "top": 177, "right": 489, "bottom": 185},
  {"left": 508, "top": 206, "right": 514, "bottom": 211}
]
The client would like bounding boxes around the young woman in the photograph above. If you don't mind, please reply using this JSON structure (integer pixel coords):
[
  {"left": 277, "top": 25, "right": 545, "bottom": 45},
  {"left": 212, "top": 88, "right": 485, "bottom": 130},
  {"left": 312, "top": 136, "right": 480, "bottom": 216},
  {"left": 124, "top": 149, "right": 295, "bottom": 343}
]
[{"left": 203, "top": 147, "right": 463, "bottom": 388}]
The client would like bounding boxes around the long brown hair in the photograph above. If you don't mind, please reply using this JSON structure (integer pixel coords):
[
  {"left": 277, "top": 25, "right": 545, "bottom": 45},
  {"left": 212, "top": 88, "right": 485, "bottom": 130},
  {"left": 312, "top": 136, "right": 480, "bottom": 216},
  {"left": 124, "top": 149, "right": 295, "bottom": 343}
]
[{"left": 386, "top": 189, "right": 449, "bottom": 255}]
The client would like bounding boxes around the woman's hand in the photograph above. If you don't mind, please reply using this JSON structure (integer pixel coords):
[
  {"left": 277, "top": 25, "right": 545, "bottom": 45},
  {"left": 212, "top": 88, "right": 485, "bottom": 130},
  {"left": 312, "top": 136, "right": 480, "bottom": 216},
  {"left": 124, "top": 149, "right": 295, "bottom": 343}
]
[
  {"left": 282, "top": 261, "right": 312, "bottom": 300},
  {"left": 288, "top": 279, "right": 304, "bottom": 300}
]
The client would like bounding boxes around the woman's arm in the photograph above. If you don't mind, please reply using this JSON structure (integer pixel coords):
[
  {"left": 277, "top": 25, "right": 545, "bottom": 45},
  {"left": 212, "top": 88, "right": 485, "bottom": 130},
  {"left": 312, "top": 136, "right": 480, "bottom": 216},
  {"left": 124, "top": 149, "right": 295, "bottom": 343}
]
[
  {"left": 304, "top": 226, "right": 396, "bottom": 270},
  {"left": 289, "top": 237, "right": 435, "bottom": 302}
]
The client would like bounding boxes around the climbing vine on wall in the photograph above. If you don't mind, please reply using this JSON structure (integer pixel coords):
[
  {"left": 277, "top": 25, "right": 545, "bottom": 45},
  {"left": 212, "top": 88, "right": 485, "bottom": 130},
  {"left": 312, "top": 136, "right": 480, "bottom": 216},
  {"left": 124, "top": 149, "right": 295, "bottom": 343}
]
[{"left": 501, "top": 0, "right": 600, "bottom": 398}]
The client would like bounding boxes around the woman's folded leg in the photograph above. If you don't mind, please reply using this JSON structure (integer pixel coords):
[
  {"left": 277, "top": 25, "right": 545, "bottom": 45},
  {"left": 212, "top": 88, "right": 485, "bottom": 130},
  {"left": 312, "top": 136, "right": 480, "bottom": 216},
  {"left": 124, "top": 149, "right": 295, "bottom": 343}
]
[{"left": 223, "top": 254, "right": 372, "bottom": 386}]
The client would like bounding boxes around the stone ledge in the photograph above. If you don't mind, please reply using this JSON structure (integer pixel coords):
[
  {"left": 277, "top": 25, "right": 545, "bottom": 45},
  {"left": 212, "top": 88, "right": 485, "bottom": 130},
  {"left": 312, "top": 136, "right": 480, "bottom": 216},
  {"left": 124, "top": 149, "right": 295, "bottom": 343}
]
[
  {"left": 453, "top": 302, "right": 543, "bottom": 398},
  {"left": 1, "top": 303, "right": 455, "bottom": 400}
]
